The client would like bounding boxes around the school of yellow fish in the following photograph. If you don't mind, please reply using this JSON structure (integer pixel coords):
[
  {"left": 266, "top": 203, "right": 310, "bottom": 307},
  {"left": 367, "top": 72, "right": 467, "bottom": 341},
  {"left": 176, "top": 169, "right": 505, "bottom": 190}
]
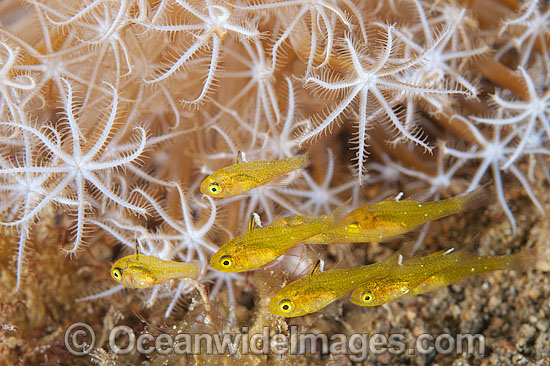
[{"left": 110, "top": 153, "right": 537, "bottom": 317}]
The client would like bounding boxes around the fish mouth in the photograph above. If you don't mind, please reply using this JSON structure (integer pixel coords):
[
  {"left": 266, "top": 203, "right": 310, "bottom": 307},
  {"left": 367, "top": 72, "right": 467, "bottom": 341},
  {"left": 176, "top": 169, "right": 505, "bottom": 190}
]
[
  {"left": 199, "top": 180, "right": 210, "bottom": 195},
  {"left": 210, "top": 253, "right": 222, "bottom": 270}
]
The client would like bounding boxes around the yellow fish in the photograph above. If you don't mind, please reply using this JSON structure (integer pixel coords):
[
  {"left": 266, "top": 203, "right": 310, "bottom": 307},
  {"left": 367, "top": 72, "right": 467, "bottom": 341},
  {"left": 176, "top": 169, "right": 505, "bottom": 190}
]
[
  {"left": 210, "top": 207, "right": 346, "bottom": 273},
  {"left": 111, "top": 241, "right": 200, "bottom": 288},
  {"left": 272, "top": 188, "right": 489, "bottom": 244},
  {"left": 408, "top": 249, "right": 536, "bottom": 297},
  {"left": 268, "top": 252, "right": 402, "bottom": 317},
  {"left": 350, "top": 247, "right": 535, "bottom": 307},
  {"left": 200, "top": 152, "right": 311, "bottom": 198}
]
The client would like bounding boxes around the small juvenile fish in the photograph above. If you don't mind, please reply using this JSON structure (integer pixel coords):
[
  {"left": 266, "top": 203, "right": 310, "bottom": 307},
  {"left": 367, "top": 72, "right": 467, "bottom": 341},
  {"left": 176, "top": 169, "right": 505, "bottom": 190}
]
[
  {"left": 200, "top": 152, "right": 311, "bottom": 198},
  {"left": 346, "top": 248, "right": 469, "bottom": 307},
  {"left": 408, "top": 249, "right": 536, "bottom": 297},
  {"left": 111, "top": 242, "right": 200, "bottom": 288},
  {"left": 274, "top": 188, "right": 489, "bottom": 244},
  {"left": 268, "top": 252, "right": 402, "bottom": 317},
  {"left": 350, "top": 247, "right": 535, "bottom": 307},
  {"left": 210, "top": 207, "right": 346, "bottom": 273}
]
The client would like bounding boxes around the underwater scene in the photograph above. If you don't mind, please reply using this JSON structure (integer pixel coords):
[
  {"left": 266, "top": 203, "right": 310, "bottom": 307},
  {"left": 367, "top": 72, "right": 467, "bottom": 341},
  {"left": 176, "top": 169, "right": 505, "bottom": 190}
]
[{"left": 0, "top": 0, "right": 549, "bottom": 365}]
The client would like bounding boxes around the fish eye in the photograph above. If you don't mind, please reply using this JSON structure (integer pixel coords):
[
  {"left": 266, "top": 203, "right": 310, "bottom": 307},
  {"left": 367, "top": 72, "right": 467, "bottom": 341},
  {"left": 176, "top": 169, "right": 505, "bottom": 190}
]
[
  {"left": 112, "top": 268, "right": 122, "bottom": 281},
  {"left": 219, "top": 255, "right": 234, "bottom": 269},
  {"left": 361, "top": 290, "right": 374, "bottom": 304},
  {"left": 278, "top": 299, "right": 295, "bottom": 314},
  {"left": 208, "top": 183, "right": 221, "bottom": 195}
]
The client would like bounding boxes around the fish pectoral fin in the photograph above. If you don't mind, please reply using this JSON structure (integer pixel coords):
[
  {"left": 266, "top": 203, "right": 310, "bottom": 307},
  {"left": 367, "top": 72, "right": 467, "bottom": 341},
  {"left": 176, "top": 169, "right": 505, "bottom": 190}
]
[
  {"left": 248, "top": 212, "right": 262, "bottom": 231},
  {"left": 388, "top": 286, "right": 410, "bottom": 302}
]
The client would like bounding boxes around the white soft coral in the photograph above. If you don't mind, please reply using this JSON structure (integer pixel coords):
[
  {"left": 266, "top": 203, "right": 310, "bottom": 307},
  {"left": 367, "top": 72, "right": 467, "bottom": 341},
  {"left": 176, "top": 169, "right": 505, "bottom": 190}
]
[
  {"left": 298, "top": 23, "right": 470, "bottom": 181},
  {"left": 496, "top": 0, "right": 550, "bottom": 77},
  {"left": 473, "top": 67, "right": 550, "bottom": 169},
  {"left": 443, "top": 118, "right": 544, "bottom": 234},
  {"left": 143, "top": 0, "right": 261, "bottom": 106},
  {"left": 0, "top": 79, "right": 150, "bottom": 292}
]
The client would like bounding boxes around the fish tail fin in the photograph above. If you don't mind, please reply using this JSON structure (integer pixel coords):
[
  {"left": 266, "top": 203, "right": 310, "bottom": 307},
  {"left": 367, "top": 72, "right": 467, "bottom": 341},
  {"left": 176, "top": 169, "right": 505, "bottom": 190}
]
[
  {"left": 461, "top": 235, "right": 536, "bottom": 273},
  {"left": 298, "top": 150, "right": 312, "bottom": 169},
  {"left": 505, "top": 247, "right": 537, "bottom": 271},
  {"left": 533, "top": 235, "right": 550, "bottom": 271},
  {"left": 457, "top": 183, "right": 494, "bottom": 213}
]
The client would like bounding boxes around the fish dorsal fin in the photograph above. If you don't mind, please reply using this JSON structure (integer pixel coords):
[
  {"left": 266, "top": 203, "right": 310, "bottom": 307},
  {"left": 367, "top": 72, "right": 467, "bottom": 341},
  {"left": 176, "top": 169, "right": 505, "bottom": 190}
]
[
  {"left": 378, "top": 191, "right": 404, "bottom": 202},
  {"left": 443, "top": 248, "right": 455, "bottom": 255},
  {"left": 248, "top": 212, "right": 262, "bottom": 231},
  {"left": 397, "top": 253, "right": 403, "bottom": 266},
  {"left": 329, "top": 198, "right": 353, "bottom": 224},
  {"left": 134, "top": 239, "right": 141, "bottom": 258},
  {"left": 467, "top": 234, "right": 481, "bottom": 255},
  {"left": 419, "top": 248, "right": 456, "bottom": 260},
  {"left": 235, "top": 151, "right": 247, "bottom": 164},
  {"left": 405, "top": 190, "right": 433, "bottom": 203},
  {"left": 385, "top": 251, "right": 404, "bottom": 267},
  {"left": 309, "top": 259, "right": 324, "bottom": 276}
]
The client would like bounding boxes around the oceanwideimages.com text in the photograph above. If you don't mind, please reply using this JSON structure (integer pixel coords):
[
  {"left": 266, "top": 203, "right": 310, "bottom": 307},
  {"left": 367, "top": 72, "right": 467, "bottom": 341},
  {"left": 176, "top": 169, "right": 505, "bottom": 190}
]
[{"left": 65, "top": 323, "right": 485, "bottom": 361}]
